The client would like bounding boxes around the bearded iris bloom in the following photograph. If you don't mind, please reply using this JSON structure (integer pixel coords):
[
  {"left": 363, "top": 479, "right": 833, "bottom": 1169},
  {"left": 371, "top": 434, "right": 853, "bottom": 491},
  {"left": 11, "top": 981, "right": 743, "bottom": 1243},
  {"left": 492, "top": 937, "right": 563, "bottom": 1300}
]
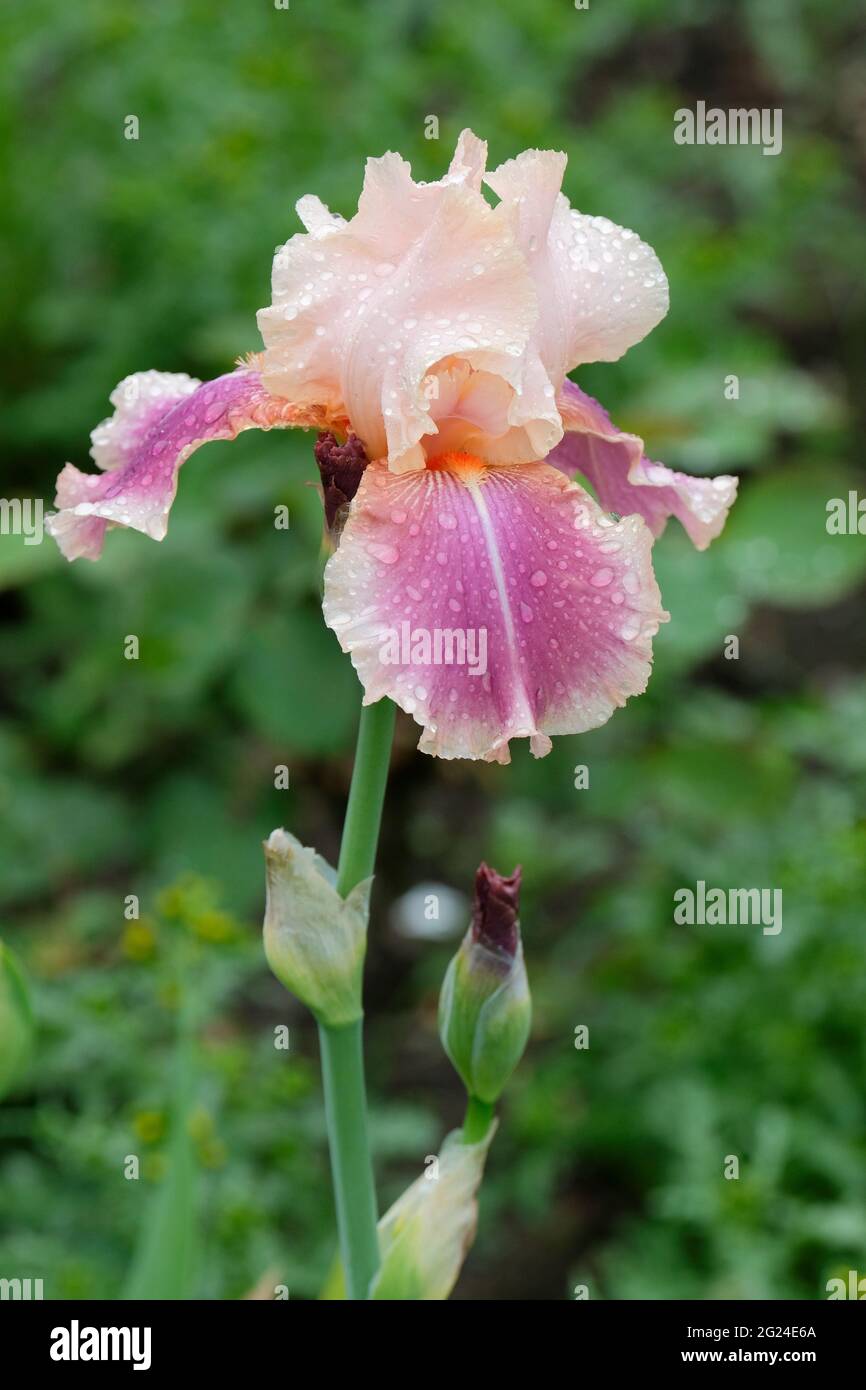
[
  {"left": 44, "top": 130, "right": 738, "bottom": 1302},
  {"left": 46, "top": 131, "right": 736, "bottom": 762}
]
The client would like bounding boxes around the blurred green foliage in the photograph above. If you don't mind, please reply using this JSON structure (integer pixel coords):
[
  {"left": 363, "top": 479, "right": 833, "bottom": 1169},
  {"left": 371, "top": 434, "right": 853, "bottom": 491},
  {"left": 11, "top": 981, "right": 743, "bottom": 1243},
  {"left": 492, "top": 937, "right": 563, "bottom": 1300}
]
[{"left": 1, "top": 0, "right": 865, "bottom": 1299}]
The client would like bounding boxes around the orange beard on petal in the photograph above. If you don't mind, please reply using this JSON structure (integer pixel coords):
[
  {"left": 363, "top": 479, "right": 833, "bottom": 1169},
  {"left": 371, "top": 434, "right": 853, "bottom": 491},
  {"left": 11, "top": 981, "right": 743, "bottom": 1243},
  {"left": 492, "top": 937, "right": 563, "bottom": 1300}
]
[{"left": 427, "top": 450, "right": 488, "bottom": 483}]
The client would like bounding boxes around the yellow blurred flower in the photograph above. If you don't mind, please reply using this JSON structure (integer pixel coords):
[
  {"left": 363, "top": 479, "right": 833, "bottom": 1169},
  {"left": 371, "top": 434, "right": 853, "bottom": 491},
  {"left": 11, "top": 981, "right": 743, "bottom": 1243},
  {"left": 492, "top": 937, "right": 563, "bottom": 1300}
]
[
  {"left": 122, "top": 920, "right": 157, "bottom": 962},
  {"left": 133, "top": 1109, "right": 166, "bottom": 1144}
]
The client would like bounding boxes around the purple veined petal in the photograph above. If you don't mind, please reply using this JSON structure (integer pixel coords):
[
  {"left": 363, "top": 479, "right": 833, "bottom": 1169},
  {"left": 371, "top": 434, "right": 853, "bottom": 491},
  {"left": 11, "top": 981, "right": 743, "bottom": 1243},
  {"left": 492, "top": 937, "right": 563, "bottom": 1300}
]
[
  {"left": 46, "top": 367, "right": 336, "bottom": 561},
  {"left": 322, "top": 452, "right": 668, "bottom": 763},
  {"left": 549, "top": 379, "right": 738, "bottom": 550}
]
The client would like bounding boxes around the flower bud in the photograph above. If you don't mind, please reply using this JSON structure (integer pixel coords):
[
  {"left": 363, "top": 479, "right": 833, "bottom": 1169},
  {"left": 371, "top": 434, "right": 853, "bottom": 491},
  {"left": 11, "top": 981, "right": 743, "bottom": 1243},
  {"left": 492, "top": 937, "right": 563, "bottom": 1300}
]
[
  {"left": 0, "top": 941, "right": 34, "bottom": 1099},
  {"left": 263, "top": 829, "right": 369, "bottom": 1027},
  {"left": 438, "top": 863, "right": 531, "bottom": 1105}
]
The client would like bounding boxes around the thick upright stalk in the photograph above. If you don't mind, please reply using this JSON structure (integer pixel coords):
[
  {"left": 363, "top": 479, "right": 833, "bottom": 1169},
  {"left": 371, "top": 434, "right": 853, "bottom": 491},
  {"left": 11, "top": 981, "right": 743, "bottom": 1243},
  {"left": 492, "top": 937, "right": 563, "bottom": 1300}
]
[
  {"left": 336, "top": 697, "right": 396, "bottom": 897},
  {"left": 321, "top": 696, "right": 395, "bottom": 1299},
  {"left": 318, "top": 1018, "right": 380, "bottom": 1299}
]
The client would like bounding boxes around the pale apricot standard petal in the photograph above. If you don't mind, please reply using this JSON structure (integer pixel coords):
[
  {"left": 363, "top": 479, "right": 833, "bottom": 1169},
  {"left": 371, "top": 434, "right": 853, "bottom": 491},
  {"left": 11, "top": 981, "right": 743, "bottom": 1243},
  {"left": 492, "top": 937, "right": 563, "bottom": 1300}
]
[
  {"left": 257, "top": 131, "right": 562, "bottom": 473},
  {"left": 486, "top": 148, "right": 670, "bottom": 380},
  {"left": 258, "top": 131, "right": 672, "bottom": 482}
]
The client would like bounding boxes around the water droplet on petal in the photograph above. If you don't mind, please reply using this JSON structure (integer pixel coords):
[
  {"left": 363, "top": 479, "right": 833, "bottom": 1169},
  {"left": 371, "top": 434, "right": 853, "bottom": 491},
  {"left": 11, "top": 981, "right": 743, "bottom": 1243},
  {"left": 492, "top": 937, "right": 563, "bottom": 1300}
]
[
  {"left": 368, "top": 542, "right": 399, "bottom": 565},
  {"left": 590, "top": 568, "right": 614, "bottom": 587}
]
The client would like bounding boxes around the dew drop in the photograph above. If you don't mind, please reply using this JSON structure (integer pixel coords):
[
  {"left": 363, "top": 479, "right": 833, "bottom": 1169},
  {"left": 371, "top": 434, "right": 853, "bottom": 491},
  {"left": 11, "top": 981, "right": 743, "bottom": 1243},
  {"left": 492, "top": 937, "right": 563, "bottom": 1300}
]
[{"left": 368, "top": 542, "right": 399, "bottom": 565}]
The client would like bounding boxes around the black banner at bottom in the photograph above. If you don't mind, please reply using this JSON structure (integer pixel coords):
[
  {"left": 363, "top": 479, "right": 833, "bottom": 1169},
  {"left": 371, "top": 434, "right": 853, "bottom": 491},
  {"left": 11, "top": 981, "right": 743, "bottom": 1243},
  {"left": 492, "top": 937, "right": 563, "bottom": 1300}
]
[{"left": 0, "top": 1297, "right": 861, "bottom": 1374}]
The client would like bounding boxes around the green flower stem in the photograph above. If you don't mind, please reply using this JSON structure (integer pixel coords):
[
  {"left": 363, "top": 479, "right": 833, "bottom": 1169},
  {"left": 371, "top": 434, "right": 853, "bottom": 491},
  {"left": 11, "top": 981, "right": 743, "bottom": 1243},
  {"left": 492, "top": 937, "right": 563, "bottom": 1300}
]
[
  {"left": 321, "top": 696, "right": 395, "bottom": 1299},
  {"left": 336, "top": 697, "right": 396, "bottom": 897},
  {"left": 318, "top": 1018, "right": 380, "bottom": 1299},
  {"left": 462, "top": 1094, "right": 495, "bottom": 1144}
]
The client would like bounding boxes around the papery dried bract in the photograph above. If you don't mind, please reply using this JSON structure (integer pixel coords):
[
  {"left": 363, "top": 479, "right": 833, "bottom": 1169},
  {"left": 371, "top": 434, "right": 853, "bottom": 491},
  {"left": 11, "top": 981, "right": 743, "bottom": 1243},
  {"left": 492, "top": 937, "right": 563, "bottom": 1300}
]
[{"left": 370, "top": 1125, "right": 497, "bottom": 1300}]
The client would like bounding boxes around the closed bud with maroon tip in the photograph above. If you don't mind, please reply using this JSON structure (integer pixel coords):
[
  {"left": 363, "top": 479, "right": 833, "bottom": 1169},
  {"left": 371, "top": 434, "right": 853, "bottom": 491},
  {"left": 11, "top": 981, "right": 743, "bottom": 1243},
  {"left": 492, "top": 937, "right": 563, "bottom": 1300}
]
[{"left": 438, "top": 863, "right": 531, "bottom": 1106}]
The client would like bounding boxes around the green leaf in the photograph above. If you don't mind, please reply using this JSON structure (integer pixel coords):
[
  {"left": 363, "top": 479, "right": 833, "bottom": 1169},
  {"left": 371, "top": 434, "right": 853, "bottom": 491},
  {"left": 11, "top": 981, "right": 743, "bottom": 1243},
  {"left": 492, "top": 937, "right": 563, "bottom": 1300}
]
[
  {"left": 720, "top": 465, "right": 866, "bottom": 608},
  {"left": 122, "top": 1021, "right": 199, "bottom": 1300},
  {"left": 230, "top": 608, "right": 359, "bottom": 754}
]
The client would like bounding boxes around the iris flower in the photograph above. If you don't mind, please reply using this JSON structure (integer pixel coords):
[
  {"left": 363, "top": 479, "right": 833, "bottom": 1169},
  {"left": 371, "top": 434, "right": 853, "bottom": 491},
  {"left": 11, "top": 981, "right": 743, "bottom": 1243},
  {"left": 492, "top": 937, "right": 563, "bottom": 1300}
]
[{"left": 46, "top": 131, "right": 736, "bottom": 762}]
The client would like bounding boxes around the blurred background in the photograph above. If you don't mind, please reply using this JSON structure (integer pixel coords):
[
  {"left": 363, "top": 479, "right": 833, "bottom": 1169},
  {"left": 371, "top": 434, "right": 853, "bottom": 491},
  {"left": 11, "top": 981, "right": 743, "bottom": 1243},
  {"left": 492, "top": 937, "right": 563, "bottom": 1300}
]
[{"left": 1, "top": 0, "right": 865, "bottom": 1300}]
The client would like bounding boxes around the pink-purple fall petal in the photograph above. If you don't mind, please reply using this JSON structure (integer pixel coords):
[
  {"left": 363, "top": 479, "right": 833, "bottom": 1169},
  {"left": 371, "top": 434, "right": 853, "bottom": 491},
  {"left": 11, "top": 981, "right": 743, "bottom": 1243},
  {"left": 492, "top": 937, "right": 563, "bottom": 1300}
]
[
  {"left": 323, "top": 452, "right": 668, "bottom": 762},
  {"left": 46, "top": 368, "right": 330, "bottom": 561},
  {"left": 549, "top": 379, "right": 738, "bottom": 550}
]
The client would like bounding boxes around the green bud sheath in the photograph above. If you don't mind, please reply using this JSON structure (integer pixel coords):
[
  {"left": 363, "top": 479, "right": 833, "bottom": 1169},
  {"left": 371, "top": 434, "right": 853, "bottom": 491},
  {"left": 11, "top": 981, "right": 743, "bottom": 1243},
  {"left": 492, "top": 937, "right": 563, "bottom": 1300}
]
[
  {"left": 438, "top": 864, "right": 531, "bottom": 1106},
  {"left": 324, "top": 1124, "right": 498, "bottom": 1301},
  {"left": 263, "top": 828, "right": 370, "bottom": 1027},
  {"left": 0, "top": 940, "right": 34, "bottom": 1099}
]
